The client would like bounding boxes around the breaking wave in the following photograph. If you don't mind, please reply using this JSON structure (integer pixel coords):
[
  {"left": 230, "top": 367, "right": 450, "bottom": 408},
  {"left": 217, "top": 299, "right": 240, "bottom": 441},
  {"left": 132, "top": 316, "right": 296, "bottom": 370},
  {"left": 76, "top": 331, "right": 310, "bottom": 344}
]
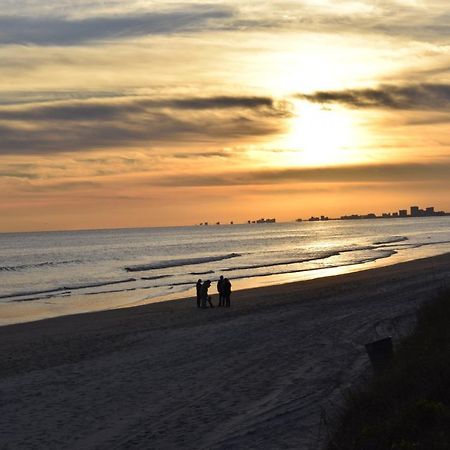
[
  {"left": 125, "top": 253, "right": 241, "bottom": 272},
  {"left": 0, "top": 259, "right": 82, "bottom": 272},
  {"left": 221, "top": 252, "right": 340, "bottom": 272},
  {"left": 0, "top": 278, "right": 136, "bottom": 301},
  {"left": 229, "top": 249, "right": 398, "bottom": 280},
  {"left": 373, "top": 236, "right": 408, "bottom": 245}
]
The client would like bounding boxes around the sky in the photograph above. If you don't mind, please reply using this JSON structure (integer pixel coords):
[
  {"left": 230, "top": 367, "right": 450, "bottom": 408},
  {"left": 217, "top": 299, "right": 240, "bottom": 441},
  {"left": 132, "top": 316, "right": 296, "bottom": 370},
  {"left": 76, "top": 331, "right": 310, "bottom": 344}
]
[{"left": 1, "top": 0, "right": 449, "bottom": 231}]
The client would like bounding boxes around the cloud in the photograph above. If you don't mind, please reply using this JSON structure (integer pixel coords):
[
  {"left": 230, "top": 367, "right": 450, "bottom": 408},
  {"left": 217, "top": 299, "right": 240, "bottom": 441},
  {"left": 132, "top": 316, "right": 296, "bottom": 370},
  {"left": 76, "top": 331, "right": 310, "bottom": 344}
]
[
  {"left": 217, "top": 1, "right": 450, "bottom": 43},
  {"left": 1, "top": 1, "right": 449, "bottom": 48},
  {"left": 299, "top": 84, "right": 450, "bottom": 111},
  {"left": 18, "top": 180, "right": 100, "bottom": 192},
  {"left": 0, "top": 5, "right": 233, "bottom": 45},
  {"left": 404, "top": 113, "right": 450, "bottom": 126},
  {"left": 372, "top": 12, "right": 450, "bottom": 41},
  {"left": 169, "top": 96, "right": 287, "bottom": 112},
  {"left": 0, "top": 95, "right": 289, "bottom": 121},
  {"left": 0, "top": 171, "right": 39, "bottom": 180},
  {"left": 0, "top": 95, "right": 290, "bottom": 154},
  {"left": 149, "top": 162, "right": 450, "bottom": 187},
  {"left": 0, "top": 90, "right": 131, "bottom": 107},
  {"left": 171, "top": 151, "right": 230, "bottom": 160}
]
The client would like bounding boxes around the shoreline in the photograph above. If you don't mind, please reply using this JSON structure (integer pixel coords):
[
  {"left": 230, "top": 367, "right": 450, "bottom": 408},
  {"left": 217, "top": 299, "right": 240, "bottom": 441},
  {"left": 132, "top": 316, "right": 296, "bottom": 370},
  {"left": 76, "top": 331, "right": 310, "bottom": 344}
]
[
  {"left": 2, "top": 251, "right": 450, "bottom": 331},
  {"left": 2, "top": 253, "right": 450, "bottom": 449},
  {"left": 2, "top": 242, "right": 450, "bottom": 327}
]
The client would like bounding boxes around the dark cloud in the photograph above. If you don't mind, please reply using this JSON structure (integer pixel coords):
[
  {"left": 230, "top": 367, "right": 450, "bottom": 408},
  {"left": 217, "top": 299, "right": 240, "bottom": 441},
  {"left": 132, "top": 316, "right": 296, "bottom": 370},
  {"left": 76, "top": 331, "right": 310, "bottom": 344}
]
[
  {"left": 0, "top": 5, "right": 233, "bottom": 45},
  {"left": 0, "top": 95, "right": 290, "bottom": 154},
  {"left": 299, "top": 84, "right": 450, "bottom": 111},
  {"left": 0, "top": 115, "right": 283, "bottom": 154},
  {"left": 0, "top": 171, "right": 39, "bottom": 180},
  {"left": 0, "top": 90, "right": 131, "bottom": 107},
  {"left": 19, "top": 180, "right": 100, "bottom": 192},
  {"left": 150, "top": 162, "right": 450, "bottom": 187},
  {"left": 1, "top": 2, "right": 448, "bottom": 48},
  {"left": 169, "top": 96, "right": 282, "bottom": 111},
  {"left": 216, "top": 2, "right": 450, "bottom": 43},
  {"left": 0, "top": 95, "right": 289, "bottom": 121},
  {"left": 171, "top": 152, "right": 229, "bottom": 159}
]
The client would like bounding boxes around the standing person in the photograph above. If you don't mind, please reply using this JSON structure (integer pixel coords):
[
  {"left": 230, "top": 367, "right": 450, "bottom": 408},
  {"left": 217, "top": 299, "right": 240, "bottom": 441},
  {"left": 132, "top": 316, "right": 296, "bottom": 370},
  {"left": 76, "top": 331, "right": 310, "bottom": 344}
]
[
  {"left": 217, "top": 275, "right": 224, "bottom": 307},
  {"left": 223, "top": 278, "right": 232, "bottom": 308},
  {"left": 196, "top": 279, "right": 202, "bottom": 308},
  {"left": 201, "top": 280, "right": 214, "bottom": 308}
]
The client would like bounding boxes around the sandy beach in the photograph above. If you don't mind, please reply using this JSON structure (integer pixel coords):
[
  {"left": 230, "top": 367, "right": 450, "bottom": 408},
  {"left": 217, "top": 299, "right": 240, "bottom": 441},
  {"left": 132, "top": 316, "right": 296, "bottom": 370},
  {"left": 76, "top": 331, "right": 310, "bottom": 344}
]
[{"left": 1, "top": 253, "right": 450, "bottom": 450}]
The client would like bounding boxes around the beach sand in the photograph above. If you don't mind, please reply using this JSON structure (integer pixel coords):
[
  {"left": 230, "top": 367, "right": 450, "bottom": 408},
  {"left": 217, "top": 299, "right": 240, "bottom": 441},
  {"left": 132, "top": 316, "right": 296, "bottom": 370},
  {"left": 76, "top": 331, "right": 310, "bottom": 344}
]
[{"left": 1, "top": 253, "right": 450, "bottom": 449}]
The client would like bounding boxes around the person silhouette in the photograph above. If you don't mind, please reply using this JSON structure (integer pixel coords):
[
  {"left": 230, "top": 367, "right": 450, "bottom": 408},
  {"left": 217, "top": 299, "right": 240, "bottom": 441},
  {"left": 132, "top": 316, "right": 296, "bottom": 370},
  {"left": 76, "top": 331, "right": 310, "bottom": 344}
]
[
  {"left": 200, "top": 280, "right": 214, "bottom": 308},
  {"left": 217, "top": 275, "right": 224, "bottom": 307},
  {"left": 196, "top": 279, "right": 202, "bottom": 308},
  {"left": 223, "top": 278, "right": 232, "bottom": 307}
]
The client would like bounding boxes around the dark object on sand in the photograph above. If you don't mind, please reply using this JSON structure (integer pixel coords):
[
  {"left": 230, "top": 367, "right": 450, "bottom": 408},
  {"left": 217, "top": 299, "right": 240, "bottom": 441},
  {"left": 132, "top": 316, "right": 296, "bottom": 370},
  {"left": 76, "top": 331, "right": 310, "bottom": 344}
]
[
  {"left": 365, "top": 337, "right": 393, "bottom": 373},
  {"left": 217, "top": 275, "right": 224, "bottom": 307},
  {"left": 223, "top": 278, "right": 232, "bottom": 307},
  {"left": 200, "top": 281, "right": 214, "bottom": 308},
  {"left": 196, "top": 279, "right": 202, "bottom": 308}
]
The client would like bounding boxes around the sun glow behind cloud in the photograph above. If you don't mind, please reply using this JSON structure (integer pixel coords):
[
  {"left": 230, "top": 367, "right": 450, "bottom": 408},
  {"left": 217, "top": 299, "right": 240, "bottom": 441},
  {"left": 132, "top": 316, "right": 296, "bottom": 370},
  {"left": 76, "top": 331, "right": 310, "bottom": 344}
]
[{"left": 273, "top": 101, "right": 366, "bottom": 167}]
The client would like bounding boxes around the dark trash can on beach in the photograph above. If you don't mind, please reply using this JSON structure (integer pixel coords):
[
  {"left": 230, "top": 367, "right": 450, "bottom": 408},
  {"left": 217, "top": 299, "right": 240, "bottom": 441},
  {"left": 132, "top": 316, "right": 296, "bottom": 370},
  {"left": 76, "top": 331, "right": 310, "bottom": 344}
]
[{"left": 365, "top": 337, "right": 393, "bottom": 373}]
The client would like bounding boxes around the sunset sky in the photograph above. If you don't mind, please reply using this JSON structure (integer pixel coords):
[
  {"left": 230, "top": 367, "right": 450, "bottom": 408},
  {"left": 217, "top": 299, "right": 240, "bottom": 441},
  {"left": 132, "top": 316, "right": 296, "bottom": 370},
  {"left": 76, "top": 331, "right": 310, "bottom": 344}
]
[{"left": 1, "top": 0, "right": 450, "bottom": 232}]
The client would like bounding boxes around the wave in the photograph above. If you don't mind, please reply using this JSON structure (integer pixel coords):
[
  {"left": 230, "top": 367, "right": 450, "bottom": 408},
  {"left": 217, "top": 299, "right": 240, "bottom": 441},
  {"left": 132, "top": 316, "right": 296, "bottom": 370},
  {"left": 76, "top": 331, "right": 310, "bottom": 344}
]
[
  {"left": 5, "top": 248, "right": 402, "bottom": 304},
  {"left": 338, "top": 245, "right": 376, "bottom": 253},
  {"left": 190, "top": 270, "right": 215, "bottom": 275},
  {"left": 141, "top": 275, "right": 171, "bottom": 281},
  {"left": 221, "top": 252, "right": 340, "bottom": 272},
  {"left": 62, "top": 278, "right": 136, "bottom": 291},
  {"left": 220, "top": 245, "right": 396, "bottom": 273},
  {"left": 12, "top": 286, "right": 139, "bottom": 302},
  {"left": 410, "top": 239, "right": 450, "bottom": 249},
  {"left": 373, "top": 236, "right": 408, "bottom": 245},
  {"left": 0, "top": 287, "right": 67, "bottom": 301},
  {"left": 228, "top": 249, "right": 398, "bottom": 281},
  {"left": 12, "top": 292, "right": 71, "bottom": 303},
  {"left": 0, "top": 259, "right": 82, "bottom": 272},
  {"left": 125, "top": 253, "right": 241, "bottom": 272},
  {"left": 145, "top": 280, "right": 195, "bottom": 289},
  {"left": 1, "top": 277, "right": 136, "bottom": 301},
  {"left": 137, "top": 249, "right": 399, "bottom": 290}
]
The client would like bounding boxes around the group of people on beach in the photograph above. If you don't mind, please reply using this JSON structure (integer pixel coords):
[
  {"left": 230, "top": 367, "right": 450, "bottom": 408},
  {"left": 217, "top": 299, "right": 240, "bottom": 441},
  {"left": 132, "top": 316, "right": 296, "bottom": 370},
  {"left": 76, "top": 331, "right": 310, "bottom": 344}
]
[{"left": 196, "top": 275, "right": 232, "bottom": 308}]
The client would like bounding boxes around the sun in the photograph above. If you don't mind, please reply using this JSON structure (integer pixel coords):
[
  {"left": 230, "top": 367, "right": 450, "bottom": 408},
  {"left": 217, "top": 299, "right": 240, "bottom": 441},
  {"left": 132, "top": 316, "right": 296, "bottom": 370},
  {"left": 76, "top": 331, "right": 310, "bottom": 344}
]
[{"left": 277, "top": 101, "right": 364, "bottom": 167}]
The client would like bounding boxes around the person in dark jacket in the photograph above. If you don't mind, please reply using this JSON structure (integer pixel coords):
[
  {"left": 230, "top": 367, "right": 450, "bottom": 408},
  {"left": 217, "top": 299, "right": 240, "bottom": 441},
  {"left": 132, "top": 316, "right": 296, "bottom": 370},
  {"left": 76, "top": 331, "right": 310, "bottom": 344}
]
[
  {"left": 217, "top": 275, "right": 224, "bottom": 307},
  {"left": 200, "top": 280, "right": 214, "bottom": 308},
  {"left": 196, "top": 279, "right": 202, "bottom": 308},
  {"left": 223, "top": 278, "right": 232, "bottom": 307}
]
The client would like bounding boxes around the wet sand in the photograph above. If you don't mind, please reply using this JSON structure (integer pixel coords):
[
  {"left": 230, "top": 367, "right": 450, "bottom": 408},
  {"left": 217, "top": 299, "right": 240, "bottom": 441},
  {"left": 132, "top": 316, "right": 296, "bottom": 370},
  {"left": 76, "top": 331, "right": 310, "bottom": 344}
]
[{"left": 1, "top": 253, "right": 450, "bottom": 449}]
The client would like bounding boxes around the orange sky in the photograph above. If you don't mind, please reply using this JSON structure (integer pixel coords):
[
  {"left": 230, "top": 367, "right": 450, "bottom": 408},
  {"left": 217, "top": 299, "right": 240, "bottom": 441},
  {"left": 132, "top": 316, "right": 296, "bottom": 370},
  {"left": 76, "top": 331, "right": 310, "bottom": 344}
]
[{"left": 1, "top": 1, "right": 449, "bottom": 231}]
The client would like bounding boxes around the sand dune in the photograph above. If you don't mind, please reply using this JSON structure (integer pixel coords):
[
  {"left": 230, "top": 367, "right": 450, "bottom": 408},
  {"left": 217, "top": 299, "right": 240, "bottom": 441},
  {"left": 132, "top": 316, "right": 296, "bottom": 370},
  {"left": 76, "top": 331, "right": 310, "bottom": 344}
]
[{"left": 1, "top": 253, "right": 450, "bottom": 449}]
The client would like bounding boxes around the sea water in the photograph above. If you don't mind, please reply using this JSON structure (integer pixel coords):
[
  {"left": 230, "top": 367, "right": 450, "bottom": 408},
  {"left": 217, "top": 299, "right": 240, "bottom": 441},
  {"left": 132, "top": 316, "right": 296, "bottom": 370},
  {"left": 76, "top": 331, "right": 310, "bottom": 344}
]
[{"left": 1, "top": 217, "right": 450, "bottom": 325}]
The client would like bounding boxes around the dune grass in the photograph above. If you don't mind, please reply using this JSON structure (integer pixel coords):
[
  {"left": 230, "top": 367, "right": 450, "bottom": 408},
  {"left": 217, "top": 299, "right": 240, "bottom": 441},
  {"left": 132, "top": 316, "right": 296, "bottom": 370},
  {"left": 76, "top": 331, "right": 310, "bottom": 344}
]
[{"left": 328, "top": 289, "right": 450, "bottom": 450}]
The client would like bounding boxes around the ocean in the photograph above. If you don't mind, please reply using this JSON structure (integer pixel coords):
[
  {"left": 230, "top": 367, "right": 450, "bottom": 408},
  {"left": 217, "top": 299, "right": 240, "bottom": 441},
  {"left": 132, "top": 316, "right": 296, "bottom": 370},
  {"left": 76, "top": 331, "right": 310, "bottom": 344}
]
[{"left": 1, "top": 217, "right": 450, "bottom": 325}]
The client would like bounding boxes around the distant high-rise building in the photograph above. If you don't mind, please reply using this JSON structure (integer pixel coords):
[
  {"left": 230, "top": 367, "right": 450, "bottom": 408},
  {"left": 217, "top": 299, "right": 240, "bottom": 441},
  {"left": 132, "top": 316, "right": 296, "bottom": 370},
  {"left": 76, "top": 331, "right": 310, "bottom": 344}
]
[
  {"left": 426, "top": 207, "right": 435, "bottom": 215},
  {"left": 399, "top": 209, "right": 407, "bottom": 217},
  {"left": 410, "top": 206, "right": 419, "bottom": 216}
]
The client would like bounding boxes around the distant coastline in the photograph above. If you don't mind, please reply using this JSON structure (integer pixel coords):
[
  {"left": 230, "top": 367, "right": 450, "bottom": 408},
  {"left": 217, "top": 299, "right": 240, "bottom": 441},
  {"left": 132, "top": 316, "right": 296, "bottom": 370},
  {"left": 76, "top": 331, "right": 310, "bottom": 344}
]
[
  {"left": 302, "top": 204, "right": 450, "bottom": 222},
  {"left": 198, "top": 204, "right": 450, "bottom": 226}
]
